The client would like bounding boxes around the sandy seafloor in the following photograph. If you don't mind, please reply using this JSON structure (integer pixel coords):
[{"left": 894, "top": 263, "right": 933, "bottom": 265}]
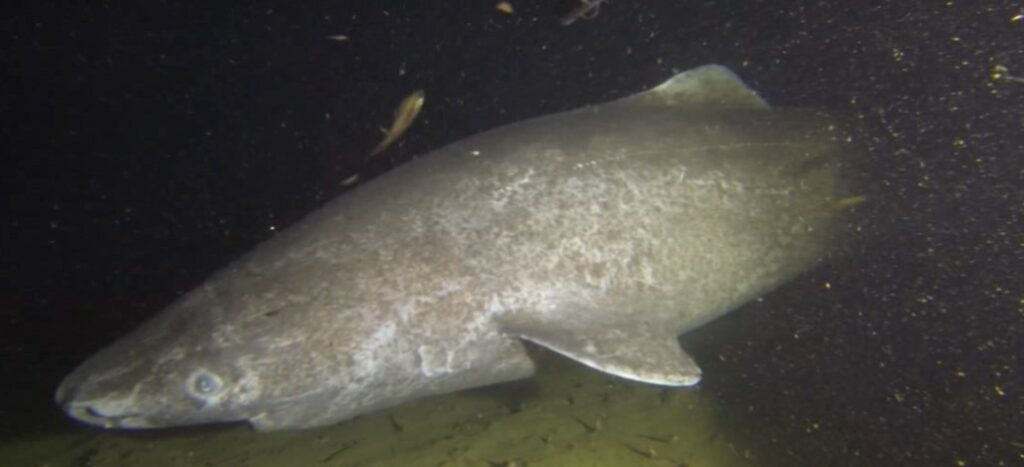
[{"left": 4, "top": 349, "right": 807, "bottom": 467}]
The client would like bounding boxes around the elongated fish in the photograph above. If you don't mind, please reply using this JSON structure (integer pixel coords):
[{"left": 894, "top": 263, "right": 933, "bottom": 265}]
[
  {"left": 56, "top": 65, "right": 861, "bottom": 430},
  {"left": 368, "top": 89, "right": 424, "bottom": 157}
]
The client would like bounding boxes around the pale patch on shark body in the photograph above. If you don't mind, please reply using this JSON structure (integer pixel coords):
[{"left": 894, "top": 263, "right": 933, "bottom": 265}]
[{"left": 56, "top": 65, "right": 861, "bottom": 430}]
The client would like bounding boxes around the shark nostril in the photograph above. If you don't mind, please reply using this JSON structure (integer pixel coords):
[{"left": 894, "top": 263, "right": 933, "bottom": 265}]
[
  {"left": 72, "top": 404, "right": 135, "bottom": 428},
  {"left": 85, "top": 406, "right": 106, "bottom": 419}
]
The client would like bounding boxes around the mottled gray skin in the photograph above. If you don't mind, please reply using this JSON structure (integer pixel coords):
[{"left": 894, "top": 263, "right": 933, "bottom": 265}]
[{"left": 56, "top": 65, "right": 858, "bottom": 430}]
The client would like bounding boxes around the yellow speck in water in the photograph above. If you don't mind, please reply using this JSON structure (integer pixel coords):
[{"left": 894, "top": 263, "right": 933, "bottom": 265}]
[
  {"left": 830, "top": 195, "right": 867, "bottom": 211},
  {"left": 991, "top": 64, "right": 1024, "bottom": 84}
]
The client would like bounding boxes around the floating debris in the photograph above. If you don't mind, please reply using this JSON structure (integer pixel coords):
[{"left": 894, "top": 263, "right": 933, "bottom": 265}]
[
  {"left": 340, "top": 174, "right": 360, "bottom": 187},
  {"left": 637, "top": 433, "right": 680, "bottom": 444},
  {"left": 496, "top": 1, "right": 515, "bottom": 15},
  {"left": 831, "top": 195, "right": 868, "bottom": 211},
  {"left": 624, "top": 443, "right": 658, "bottom": 459},
  {"left": 560, "top": 0, "right": 607, "bottom": 25},
  {"left": 991, "top": 64, "right": 1024, "bottom": 84}
]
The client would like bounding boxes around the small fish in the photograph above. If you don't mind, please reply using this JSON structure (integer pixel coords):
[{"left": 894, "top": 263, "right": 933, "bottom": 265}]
[
  {"left": 369, "top": 90, "right": 425, "bottom": 157},
  {"left": 560, "top": 0, "right": 607, "bottom": 26}
]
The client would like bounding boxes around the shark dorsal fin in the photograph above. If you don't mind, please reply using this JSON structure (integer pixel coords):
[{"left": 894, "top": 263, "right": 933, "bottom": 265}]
[{"left": 618, "top": 64, "right": 770, "bottom": 111}]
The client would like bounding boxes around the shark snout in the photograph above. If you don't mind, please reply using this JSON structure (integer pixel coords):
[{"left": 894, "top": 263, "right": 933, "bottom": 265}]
[
  {"left": 58, "top": 396, "right": 152, "bottom": 429},
  {"left": 61, "top": 400, "right": 120, "bottom": 429},
  {"left": 55, "top": 376, "right": 151, "bottom": 429}
]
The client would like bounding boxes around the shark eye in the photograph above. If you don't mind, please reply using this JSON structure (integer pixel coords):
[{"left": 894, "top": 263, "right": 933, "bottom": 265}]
[{"left": 186, "top": 370, "right": 224, "bottom": 399}]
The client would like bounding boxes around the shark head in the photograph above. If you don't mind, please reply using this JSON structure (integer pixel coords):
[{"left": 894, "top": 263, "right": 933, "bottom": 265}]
[
  {"left": 54, "top": 278, "right": 336, "bottom": 430},
  {"left": 56, "top": 343, "right": 255, "bottom": 429}
]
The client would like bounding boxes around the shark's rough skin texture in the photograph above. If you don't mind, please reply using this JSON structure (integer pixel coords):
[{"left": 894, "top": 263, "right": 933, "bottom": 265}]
[{"left": 56, "top": 65, "right": 860, "bottom": 431}]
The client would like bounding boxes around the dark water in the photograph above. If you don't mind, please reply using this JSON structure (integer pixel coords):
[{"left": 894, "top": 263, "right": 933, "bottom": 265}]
[{"left": 3, "top": 1, "right": 1021, "bottom": 465}]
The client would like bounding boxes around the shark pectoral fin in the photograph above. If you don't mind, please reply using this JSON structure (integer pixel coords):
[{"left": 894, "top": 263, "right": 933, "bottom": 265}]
[{"left": 497, "top": 314, "right": 701, "bottom": 387}]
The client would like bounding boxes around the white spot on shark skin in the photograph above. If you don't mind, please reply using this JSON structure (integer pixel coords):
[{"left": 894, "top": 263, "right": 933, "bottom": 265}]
[
  {"left": 351, "top": 321, "right": 397, "bottom": 378},
  {"left": 416, "top": 302, "right": 499, "bottom": 378},
  {"left": 491, "top": 167, "right": 536, "bottom": 211},
  {"left": 485, "top": 293, "right": 509, "bottom": 316},
  {"left": 416, "top": 345, "right": 447, "bottom": 377},
  {"left": 365, "top": 321, "right": 397, "bottom": 348},
  {"left": 231, "top": 358, "right": 262, "bottom": 405}
]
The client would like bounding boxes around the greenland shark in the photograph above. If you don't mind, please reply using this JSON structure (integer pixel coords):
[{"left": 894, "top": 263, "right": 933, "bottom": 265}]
[{"left": 56, "top": 64, "right": 860, "bottom": 431}]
